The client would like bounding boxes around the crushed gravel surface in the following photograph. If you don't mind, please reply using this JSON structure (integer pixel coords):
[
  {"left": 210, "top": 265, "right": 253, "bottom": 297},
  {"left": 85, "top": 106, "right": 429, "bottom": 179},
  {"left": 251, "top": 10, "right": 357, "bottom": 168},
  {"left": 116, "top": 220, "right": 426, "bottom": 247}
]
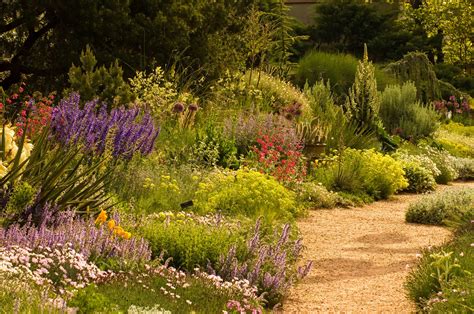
[{"left": 283, "top": 182, "right": 474, "bottom": 313}]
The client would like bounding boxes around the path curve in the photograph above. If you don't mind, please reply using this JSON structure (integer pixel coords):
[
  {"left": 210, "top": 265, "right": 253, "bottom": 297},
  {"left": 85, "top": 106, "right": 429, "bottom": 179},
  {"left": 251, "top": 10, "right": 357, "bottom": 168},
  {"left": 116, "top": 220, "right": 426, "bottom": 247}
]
[{"left": 283, "top": 181, "right": 474, "bottom": 313}]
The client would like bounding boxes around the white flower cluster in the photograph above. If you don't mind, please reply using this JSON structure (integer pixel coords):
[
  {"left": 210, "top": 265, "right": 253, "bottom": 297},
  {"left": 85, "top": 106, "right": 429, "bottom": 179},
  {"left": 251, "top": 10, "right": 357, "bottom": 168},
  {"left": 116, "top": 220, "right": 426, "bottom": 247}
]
[
  {"left": 193, "top": 269, "right": 259, "bottom": 300},
  {"left": 0, "top": 243, "right": 108, "bottom": 294}
]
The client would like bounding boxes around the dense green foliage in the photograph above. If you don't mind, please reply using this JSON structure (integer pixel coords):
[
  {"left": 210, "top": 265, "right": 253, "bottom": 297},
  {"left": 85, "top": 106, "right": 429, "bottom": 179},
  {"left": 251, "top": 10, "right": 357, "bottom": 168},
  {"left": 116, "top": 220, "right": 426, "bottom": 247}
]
[
  {"left": 380, "top": 82, "right": 438, "bottom": 140},
  {"left": 140, "top": 214, "right": 246, "bottom": 270},
  {"left": 406, "top": 188, "right": 473, "bottom": 225},
  {"left": 314, "top": 149, "right": 408, "bottom": 201},
  {"left": 195, "top": 169, "right": 299, "bottom": 221},
  {"left": 295, "top": 51, "right": 395, "bottom": 96}
]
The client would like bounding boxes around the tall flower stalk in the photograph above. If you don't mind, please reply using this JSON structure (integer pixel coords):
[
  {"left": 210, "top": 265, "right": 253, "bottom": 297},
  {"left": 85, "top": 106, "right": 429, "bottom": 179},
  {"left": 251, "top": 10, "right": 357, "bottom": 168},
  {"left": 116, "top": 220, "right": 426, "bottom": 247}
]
[{"left": 51, "top": 93, "right": 160, "bottom": 159}]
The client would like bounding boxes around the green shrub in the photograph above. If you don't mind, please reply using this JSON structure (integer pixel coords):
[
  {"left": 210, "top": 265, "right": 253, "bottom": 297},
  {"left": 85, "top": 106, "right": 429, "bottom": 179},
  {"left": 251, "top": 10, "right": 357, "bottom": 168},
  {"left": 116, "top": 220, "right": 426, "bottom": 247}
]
[
  {"left": 453, "top": 157, "right": 474, "bottom": 180},
  {"left": 191, "top": 123, "right": 239, "bottom": 168},
  {"left": 294, "top": 51, "right": 396, "bottom": 96},
  {"left": 129, "top": 66, "right": 197, "bottom": 121},
  {"left": 194, "top": 169, "right": 299, "bottom": 221},
  {"left": 314, "top": 148, "right": 408, "bottom": 200},
  {"left": 423, "top": 146, "right": 459, "bottom": 184},
  {"left": 245, "top": 71, "right": 313, "bottom": 120},
  {"left": 393, "top": 151, "right": 438, "bottom": 193},
  {"left": 68, "top": 284, "right": 111, "bottom": 313},
  {"left": 380, "top": 83, "right": 439, "bottom": 140},
  {"left": 140, "top": 213, "right": 246, "bottom": 270},
  {"left": 295, "top": 181, "right": 347, "bottom": 209},
  {"left": 4, "top": 182, "right": 37, "bottom": 218},
  {"left": 65, "top": 45, "right": 134, "bottom": 107},
  {"left": 400, "top": 161, "right": 437, "bottom": 193},
  {"left": 211, "top": 71, "right": 312, "bottom": 119},
  {"left": 405, "top": 188, "right": 474, "bottom": 225}
]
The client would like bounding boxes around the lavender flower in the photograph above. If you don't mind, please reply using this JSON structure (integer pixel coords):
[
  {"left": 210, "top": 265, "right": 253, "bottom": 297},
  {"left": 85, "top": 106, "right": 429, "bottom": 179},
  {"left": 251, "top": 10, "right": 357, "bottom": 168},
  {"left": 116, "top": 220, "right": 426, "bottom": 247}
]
[
  {"left": 0, "top": 205, "right": 152, "bottom": 264},
  {"left": 208, "top": 218, "right": 312, "bottom": 307},
  {"left": 51, "top": 93, "right": 160, "bottom": 159}
]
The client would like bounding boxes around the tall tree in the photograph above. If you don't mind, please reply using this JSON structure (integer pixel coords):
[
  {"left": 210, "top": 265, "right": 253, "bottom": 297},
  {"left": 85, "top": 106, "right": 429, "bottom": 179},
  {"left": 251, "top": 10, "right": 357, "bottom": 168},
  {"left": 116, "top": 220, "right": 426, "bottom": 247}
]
[{"left": 1, "top": 0, "right": 264, "bottom": 91}]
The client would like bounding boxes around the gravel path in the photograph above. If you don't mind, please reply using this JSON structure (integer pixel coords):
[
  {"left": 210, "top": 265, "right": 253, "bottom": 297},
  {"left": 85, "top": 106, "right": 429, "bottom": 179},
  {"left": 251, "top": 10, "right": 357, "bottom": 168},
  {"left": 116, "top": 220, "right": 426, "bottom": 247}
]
[{"left": 283, "top": 181, "right": 474, "bottom": 313}]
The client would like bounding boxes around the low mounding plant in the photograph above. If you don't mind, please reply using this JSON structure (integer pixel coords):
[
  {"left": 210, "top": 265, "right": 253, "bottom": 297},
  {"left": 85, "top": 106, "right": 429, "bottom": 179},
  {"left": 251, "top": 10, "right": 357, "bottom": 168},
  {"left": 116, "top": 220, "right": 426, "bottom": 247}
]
[
  {"left": 393, "top": 152, "right": 438, "bottom": 193},
  {"left": 295, "top": 181, "right": 347, "bottom": 209},
  {"left": 314, "top": 148, "right": 408, "bottom": 200},
  {"left": 209, "top": 219, "right": 312, "bottom": 307},
  {"left": 453, "top": 157, "right": 474, "bottom": 180},
  {"left": 380, "top": 82, "right": 439, "bottom": 140},
  {"left": 400, "top": 161, "right": 437, "bottom": 193},
  {"left": 244, "top": 71, "right": 313, "bottom": 120},
  {"left": 436, "top": 123, "right": 474, "bottom": 158},
  {"left": 140, "top": 212, "right": 246, "bottom": 271},
  {"left": 194, "top": 169, "right": 299, "bottom": 222},
  {"left": 422, "top": 146, "right": 459, "bottom": 184},
  {"left": 405, "top": 188, "right": 474, "bottom": 225}
]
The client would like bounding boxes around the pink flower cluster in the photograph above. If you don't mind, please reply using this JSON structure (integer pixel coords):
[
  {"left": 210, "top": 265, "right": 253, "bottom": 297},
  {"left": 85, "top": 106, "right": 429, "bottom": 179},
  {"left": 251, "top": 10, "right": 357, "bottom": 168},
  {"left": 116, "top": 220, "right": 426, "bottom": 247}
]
[
  {"left": 0, "top": 243, "right": 109, "bottom": 295},
  {"left": 193, "top": 269, "right": 263, "bottom": 312},
  {"left": 433, "top": 96, "right": 470, "bottom": 115}
]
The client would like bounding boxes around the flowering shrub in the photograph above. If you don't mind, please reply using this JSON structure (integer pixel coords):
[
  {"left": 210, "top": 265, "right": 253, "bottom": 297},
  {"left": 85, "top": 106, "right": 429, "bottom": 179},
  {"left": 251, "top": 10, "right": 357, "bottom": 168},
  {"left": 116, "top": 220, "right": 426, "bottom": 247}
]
[
  {"left": 209, "top": 219, "right": 312, "bottom": 307},
  {"left": 402, "top": 162, "right": 436, "bottom": 193},
  {"left": 400, "top": 161, "right": 437, "bottom": 193},
  {"left": 0, "top": 270, "right": 68, "bottom": 312},
  {"left": 393, "top": 151, "right": 438, "bottom": 193},
  {"left": 223, "top": 113, "right": 300, "bottom": 155},
  {"left": 0, "top": 207, "right": 152, "bottom": 266},
  {"left": 51, "top": 93, "right": 160, "bottom": 159},
  {"left": 250, "top": 132, "right": 306, "bottom": 184},
  {"left": 433, "top": 96, "right": 470, "bottom": 117},
  {"left": 67, "top": 259, "right": 264, "bottom": 313},
  {"left": 0, "top": 244, "right": 107, "bottom": 294},
  {"left": 195, "top": 169, "right": 299, "bottom": 221},
  {"left": 422, "top": 146, "right": 459, "bottom": 184},
  {"left": 1, "top": 82, "right": 54, "bottom": 138},
  {"left": 314, "top": 149, "right": 408, "bottom": 200}
]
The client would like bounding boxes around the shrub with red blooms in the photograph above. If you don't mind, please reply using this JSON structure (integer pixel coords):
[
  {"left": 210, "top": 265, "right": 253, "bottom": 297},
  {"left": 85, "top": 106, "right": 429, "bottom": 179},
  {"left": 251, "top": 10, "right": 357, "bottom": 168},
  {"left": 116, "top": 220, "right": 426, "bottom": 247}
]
[
  {"left": 1, "top": 82, "right": 54, "bottom": 138},
  {"left": 250, "top": 131, "right": 306, "bottom": 184}
]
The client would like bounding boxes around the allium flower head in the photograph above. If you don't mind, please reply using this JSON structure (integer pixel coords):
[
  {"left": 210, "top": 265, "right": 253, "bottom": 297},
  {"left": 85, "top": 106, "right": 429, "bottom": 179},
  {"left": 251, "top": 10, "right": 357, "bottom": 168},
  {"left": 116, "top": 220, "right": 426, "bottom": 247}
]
[
  {"left": 188, "top": 103, "right": 198, "bottom": 112},
  {"left": 173, "top": 102, "right": 185, "bottom": 113}
]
